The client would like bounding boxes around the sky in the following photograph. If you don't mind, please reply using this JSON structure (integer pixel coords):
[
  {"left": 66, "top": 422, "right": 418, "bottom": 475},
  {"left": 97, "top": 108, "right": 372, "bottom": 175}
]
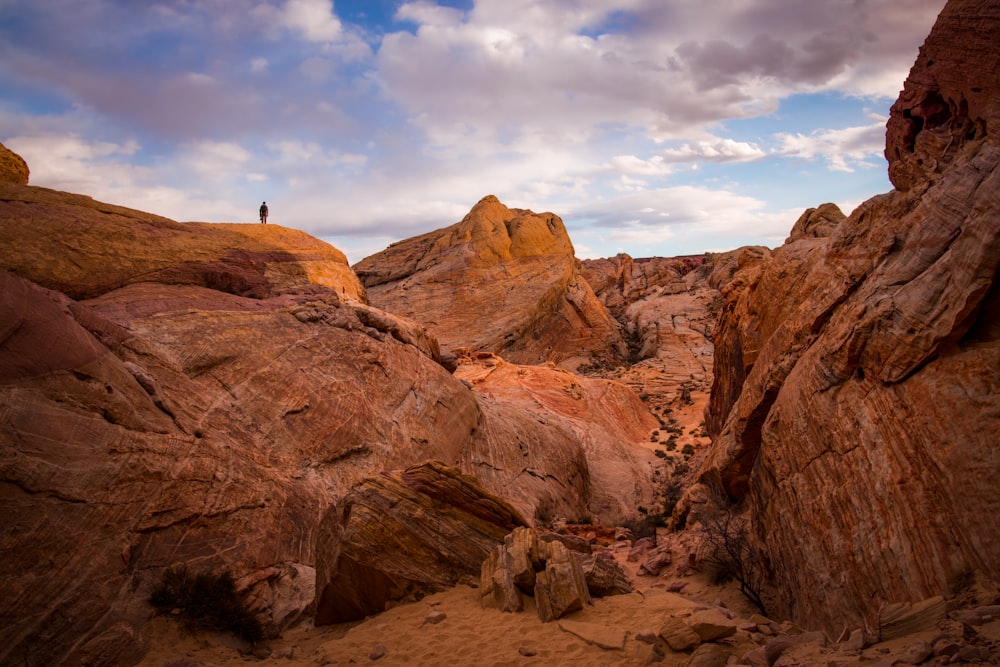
[{"left": 0, "top": 0, "right": 946, "bottom": 262}]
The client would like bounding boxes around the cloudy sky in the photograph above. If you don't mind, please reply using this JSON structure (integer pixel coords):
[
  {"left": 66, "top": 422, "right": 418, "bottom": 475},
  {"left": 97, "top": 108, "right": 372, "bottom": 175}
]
[{"left": 0, "top": 0, "right": 944, "bottom": 262}]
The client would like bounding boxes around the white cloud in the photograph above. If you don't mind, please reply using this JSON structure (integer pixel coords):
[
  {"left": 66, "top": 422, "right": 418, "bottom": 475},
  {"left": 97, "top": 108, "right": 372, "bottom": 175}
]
[
  {"left": 775, "top": 121, "right": 886, "bottom": 172},
  {"left": 280, "top": 0, "right": 343, "bottom": 42},
  {"left": 563, "top": 185, "right": 797, "bottom": 257},
  {"left": 660, "top": 138, "right": 766, "bottom": 163},
  {"left": 375, "top": 0, "right": 942, "bottom": 156},
  {"left": 610, "top": 154, "right": 672, "bottom": 176}
]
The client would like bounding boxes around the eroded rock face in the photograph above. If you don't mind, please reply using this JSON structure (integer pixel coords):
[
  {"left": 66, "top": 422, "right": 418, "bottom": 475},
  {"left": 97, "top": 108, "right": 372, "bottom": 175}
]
[
  {"left": 354, "top": 195, "right": 628, "bottom": 370},
  {"left": 699, "top": 0, "right": 1000, "bottom": 634},
  {"left": 314, "top": 462, "right": 527, "bottom": 625},
  {"left": 456, "top": 352, "right": 659, "bottom": 525},
  {"left": 0, "top": 142, "right": 29, "bottom": 184},
  {"left": 0, "top": 271, "right": 477, "bottom": 666},
  {"left": 0, "top": 185, "right": 660, "bottom": 665},
  {"left": 581, "top": 253, "right": 722, "bottom": 421},
  {"left": 885, "top": 0, "right": 1000, "bottom": 192}
]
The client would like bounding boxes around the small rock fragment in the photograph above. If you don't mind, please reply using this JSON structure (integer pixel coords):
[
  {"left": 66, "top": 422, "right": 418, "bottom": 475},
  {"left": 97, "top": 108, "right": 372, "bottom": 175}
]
[
  {"left": 659, "top": 617, "right": 701, "bottom": 651},
  {"left": 899, "top": 639, "right": 932, "bottom": 665},
  {"left": 684, "top": 642, "right": 728, "bottom": 667},
  {"left": 425, "top": 610, "right": 447, "bottom": 625}
]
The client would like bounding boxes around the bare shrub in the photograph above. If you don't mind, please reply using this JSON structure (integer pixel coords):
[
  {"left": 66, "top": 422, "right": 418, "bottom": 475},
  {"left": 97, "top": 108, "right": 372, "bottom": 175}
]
[
  {"left": 693, "top": 498, "right": 769, "bottom": 615},
  {"left": 149, "top": 567, "right": 263, "bottom": 642}
]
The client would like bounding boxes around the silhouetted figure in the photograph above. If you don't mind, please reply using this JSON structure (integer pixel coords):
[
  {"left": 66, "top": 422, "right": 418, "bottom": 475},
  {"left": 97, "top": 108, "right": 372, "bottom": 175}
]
[{"left": 259, "top": 201, "right": 269, "bottom": 224}]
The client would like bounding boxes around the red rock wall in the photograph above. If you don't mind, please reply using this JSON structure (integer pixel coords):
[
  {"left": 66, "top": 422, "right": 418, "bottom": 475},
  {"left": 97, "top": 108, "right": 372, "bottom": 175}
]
[{"left": 700, "top": 0, "right": 1000, "bottom": 632}]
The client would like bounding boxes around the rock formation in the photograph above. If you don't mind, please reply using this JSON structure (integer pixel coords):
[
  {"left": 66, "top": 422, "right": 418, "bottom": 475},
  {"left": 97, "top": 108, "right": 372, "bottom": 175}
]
[
  {"left": 0, "top": 141, "right": 29, "bottom": 184},
  {"left": 354, "top": 195, "right": 628, "bottom": 370},
  {"left": 696, "top": 0, "right": 1000, "bottom": 634},
  {"left": 480, "top": 526, "right": 612, "bottom": 622},
  {"left": 581, "top": 254, "right": 724, "bottom": 428},
  {"left": 314, "top": 461, "right": 527, "bottom": 625},
  {"left": 455, "top": 351, "right": 659, "bottom": 525},
  {"left": 0, "top": 182, "right": 367, "bottom": 301},
  {"left": 0, "top": 179, "right": 658, "bottom": 665}
]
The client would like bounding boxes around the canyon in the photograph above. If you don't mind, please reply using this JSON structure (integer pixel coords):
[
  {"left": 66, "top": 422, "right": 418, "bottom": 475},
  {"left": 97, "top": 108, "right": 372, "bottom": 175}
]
[{"left": 0, "top": 0, "right": 998, "bottom": 664}]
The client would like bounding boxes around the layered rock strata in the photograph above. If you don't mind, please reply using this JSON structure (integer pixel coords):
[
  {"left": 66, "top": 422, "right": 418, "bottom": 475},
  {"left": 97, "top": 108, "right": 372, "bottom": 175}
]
[
  {"left": 698, "top": 0, "right": 1000, "bottom": 633},
  {"left": 455, "top": 351, "right": 659, "bottom": 524},
  {"left": 355, "top": 195, "right": 628, "bottom": 370},
  {"left": 314, "top": 462, "right": 527, "bottom": 624}
]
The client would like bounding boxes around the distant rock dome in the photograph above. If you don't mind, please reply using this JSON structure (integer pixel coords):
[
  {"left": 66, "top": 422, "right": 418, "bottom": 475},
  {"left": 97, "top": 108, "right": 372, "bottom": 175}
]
[{"left": 0, "top": 141, "right": 29, "bottom": 184}]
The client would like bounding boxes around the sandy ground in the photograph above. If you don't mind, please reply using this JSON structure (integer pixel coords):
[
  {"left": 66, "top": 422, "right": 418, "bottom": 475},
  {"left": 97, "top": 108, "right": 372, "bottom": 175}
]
[
  {"left": 140, "top": 546, "right": 754, "bottom": 667},
  {"left": 137, "top": 534, "right": 1000, "bottom": 667}
]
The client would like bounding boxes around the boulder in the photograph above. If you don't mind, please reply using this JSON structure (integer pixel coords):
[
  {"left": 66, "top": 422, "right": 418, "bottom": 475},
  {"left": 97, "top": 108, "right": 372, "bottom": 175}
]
[
  {"left": 684, "top": 643, "right": 729, "bottom": 667},
  {"left": 659, "top": 617, "right": 702, "bottom": 652},
  {"left": 355, "top": 195, "right": 628, "bottom": 370},
  {"left": 878, "top": 596, "right": 947, "bottom": 641},
  {"left": 314, "top": 462, "right": 527, "bottom": 625},
  {"left": 480, "top": 527, "right": 594, "bottom": 622},
  {"left": 764, "top": 632, "right": 826, "bottom": 666},
  {"left": 580, "top": 550, "right": 632, "bottom": 597},
  {"left": 688, "top": 608, "right": 737, "bottom": 642},
  {"left": 534, "top": 540, "right": 592, "bottom": 622},
  {"left": 784, "top": 203, "right": 844, "bottom": 242},
  {"left": 639, "top": 544, "right": 673, "bottom": 576}
]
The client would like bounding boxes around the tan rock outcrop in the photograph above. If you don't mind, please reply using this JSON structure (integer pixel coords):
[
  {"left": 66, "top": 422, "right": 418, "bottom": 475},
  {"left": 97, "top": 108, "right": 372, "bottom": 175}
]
[
  {"left": 0, "top": 181, "right": 366, "bottom": 301},
  {"left": 784, "top": 202, "right": 845, "bottom": 242},
  {"left": 697, "top": 0, "right": 1000, "bottom": 635},
  {"left": 480, "top": 527, "right": 596, "bottom": 623},
  {"left": 355, "top": 195, "right": 628, "bottom": 370},
  {"left": 0, "top": 141, "right": 29, "bottom": 184},
  {"left": 314, "top": 461, "right": 527, "bottom": 625}
]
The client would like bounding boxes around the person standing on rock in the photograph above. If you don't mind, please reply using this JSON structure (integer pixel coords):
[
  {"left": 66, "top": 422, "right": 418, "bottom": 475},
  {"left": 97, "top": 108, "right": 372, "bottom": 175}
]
[{"left": 259, "top": 201, "right": 268, "bottom": 224}]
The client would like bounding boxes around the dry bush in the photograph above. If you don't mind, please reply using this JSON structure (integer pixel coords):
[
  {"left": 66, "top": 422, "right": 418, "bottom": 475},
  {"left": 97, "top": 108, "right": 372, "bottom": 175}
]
[{"left": 693, "top": 498, "right": 769, "bottom": 615}]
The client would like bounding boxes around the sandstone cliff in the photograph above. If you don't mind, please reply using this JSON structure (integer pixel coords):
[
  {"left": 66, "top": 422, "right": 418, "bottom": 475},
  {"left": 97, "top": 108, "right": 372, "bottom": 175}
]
[
  {"left": 0, "top": 181, "right": 657, "bottom": 665},
  {"left": 354, "top": 195, "right": 628, "bottom": 370},
  {"left": 697, "top": 0, "right": 1000, "bottom": 634},
  {"left": 0, "top": 142, "right": 29, "bottom": 184}
]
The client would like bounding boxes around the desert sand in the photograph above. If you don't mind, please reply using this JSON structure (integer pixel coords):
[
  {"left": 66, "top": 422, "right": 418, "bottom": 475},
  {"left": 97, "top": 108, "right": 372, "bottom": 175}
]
[{"left": 138, "top": 531, "right": 998, "bottom": 667}]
